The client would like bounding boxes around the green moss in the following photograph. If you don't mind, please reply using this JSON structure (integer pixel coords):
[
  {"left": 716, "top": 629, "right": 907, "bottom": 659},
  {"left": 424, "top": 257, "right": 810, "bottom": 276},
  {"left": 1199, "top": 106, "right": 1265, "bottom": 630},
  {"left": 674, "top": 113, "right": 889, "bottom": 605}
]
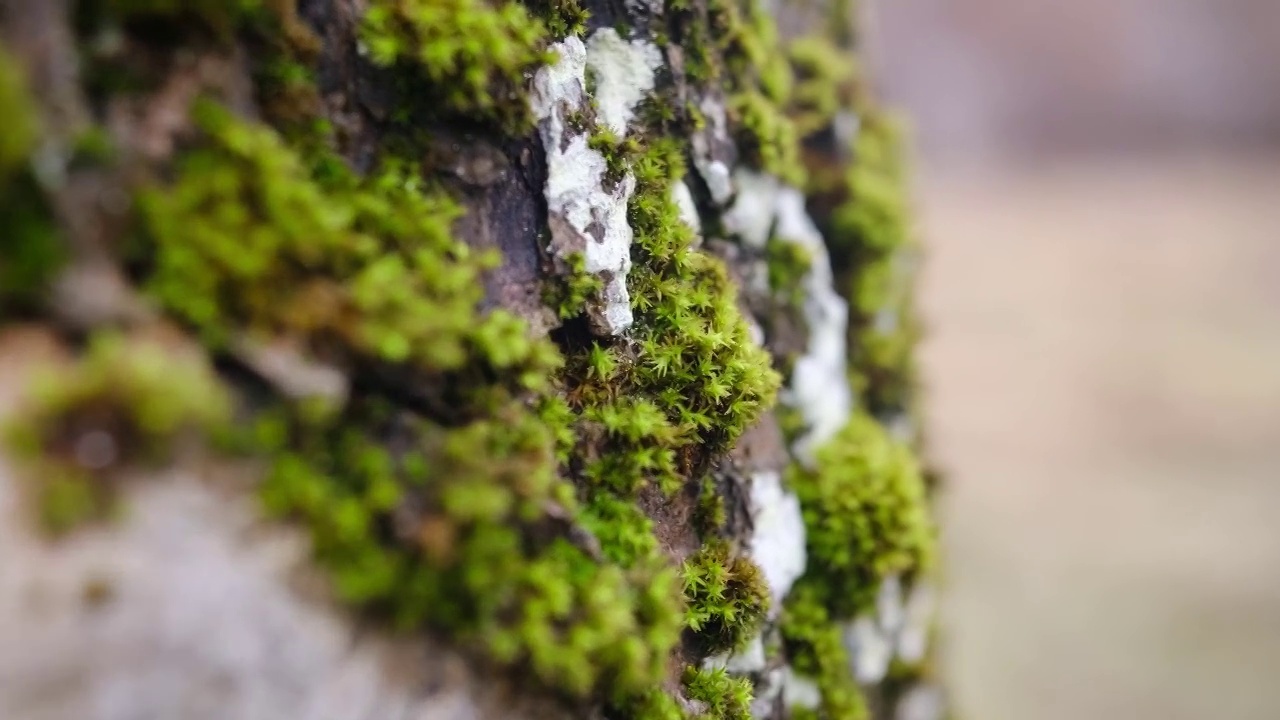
[
  {"left": 682, "top": 540, "right": 770, "bottom": 655},
  {"left": 75, "top": 0, "right": 261, "bottom": 38},
  {"left": 616, "top": 688, "right": 686, "bottom": 720},
  {"left": 730, "top": 90, "right": 804, "bottom": 187},
  {"left": 671, "top": 0, "right": 806, "bottom": 185},
  {"left": 625, "top": 139, "right": 781, "bottom": 451},
  {"left": 359, "top": 0, "right": 551, "bottom": 131},
  {"left": 765, "top": 235, "right": 813, "bottom": 310},
  {"left": 787, "top": 37, "right": 857, "bottom": 137},
  {"left": 131, "top": 99, "right": 695, "bottom": 699},
  {"left": 787, "top": 411, "right": 933, "bottom": 619},
  {"left": 781, "top": 584, "right": 869, "bottom": 720},
  {"left": 581, "top": 494, "right": 662, "bottom": 567},
  {"left": 826, "top": 112, "right": 918, "bottom": 415},
  {"left": 694, "top": 475, "right": 727, "bottom": 535},
  {"left": 136, "top": 102, "right": 559, "bottom": 410},
  {"left": 0, "top": 48, "right": 63, "bottom": 315},
  {"left": 683, "top": 665, "right": 754, "bottom": 720},
  {"left": 544, "top": 252, "right": 604, "bottom": 320},
  {"left": 259, "top": 398, "right": 685, "bottom": 697},
  {"left": 3, "top": 334, "right": 233, "bottom": 535}
]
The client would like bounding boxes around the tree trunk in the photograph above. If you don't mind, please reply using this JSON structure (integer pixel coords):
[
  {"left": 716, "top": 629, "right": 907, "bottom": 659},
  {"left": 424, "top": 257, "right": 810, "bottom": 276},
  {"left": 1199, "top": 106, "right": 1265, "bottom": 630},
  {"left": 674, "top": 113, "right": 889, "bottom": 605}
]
[{"left": 0, "top": 1, "right": 944, "bottom": 719}]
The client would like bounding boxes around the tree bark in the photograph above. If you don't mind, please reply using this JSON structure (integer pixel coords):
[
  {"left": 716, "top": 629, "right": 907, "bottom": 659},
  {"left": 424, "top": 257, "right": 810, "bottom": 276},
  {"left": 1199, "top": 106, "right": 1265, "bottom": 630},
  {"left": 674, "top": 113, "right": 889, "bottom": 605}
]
[{"left": 0, "top": 1, "right": 944, "bottom": 719}]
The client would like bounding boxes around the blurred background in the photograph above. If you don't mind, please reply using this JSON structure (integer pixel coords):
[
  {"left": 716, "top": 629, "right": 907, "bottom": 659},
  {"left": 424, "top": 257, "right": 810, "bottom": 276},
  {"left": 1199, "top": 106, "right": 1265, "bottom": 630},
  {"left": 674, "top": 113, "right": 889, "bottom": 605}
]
[{"left": 866, "top": 1, "right": 1280, "bottom": 719}]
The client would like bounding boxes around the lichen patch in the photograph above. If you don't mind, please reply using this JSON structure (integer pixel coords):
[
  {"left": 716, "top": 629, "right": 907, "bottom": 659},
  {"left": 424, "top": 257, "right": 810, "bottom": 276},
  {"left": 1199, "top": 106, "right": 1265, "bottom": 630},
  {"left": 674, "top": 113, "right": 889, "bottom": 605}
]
[
  {"left": 583, "top": 29, "right": 662, "bottom": 138},
  {"left": 532, "top": 38, "right": 636, "bottom": 335}
]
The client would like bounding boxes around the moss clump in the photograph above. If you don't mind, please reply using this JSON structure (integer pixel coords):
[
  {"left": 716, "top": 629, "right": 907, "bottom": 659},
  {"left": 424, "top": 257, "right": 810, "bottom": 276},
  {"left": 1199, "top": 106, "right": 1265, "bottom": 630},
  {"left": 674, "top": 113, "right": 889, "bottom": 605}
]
[
  {"left": 827, "top": 112, "right": 918, "bottom": 415},
  {"left": 730, "top": 90, "right": 804, "bottom": 187},
  {"left": 616, "top": 688, "right": 686, "bottom": 720},
  {"left": 259, "top": 399, "right": 685, "bottom": 697},
  {"left": 781, "top": 584, "right": 869, "bottom": 720},
  {"left": 625, "top": 139, "right": 781, "bottom": 452},
  {"left": 787, "top": 37, "right": 858, "bottom": 137},
  {"left": 136, "top": 102, "right": 559, "bottom": 411},
  {"left": 787, "top": 411, "right": 933, "bottom": 619},
  {"left": 134, "top": 101, "right": 686, "bottom": 697},
  {"left": 3, "top": 334, "right": 233, "bottom": 535},
  {"left": 765, "top": 235, "right": 813, "bottom": 310},
  {"left": 554, "top": 136, "right": 779, "bottom": 508},
  {"left": 0, "top": 47, "right": 63, "bottom": 315},
  {"left": 74, "top": 0, "right": 261, "bottom": 39},
  {"left": 521, "top": 0, "right": 588, "bottom": 38},
  {"left": 682, "top": 540, "right": 770, "bottom": 655},
  {"left": 683, "top": 665, "right": 754, "bottom": 720},
  {"left": 359, "top": 0, "right": 551, "bottom": 130},
  {"left": 0, "top": 48, "right": 35, "bottom": 171},
  {"left": 544, "top": 252, "right": 603, "bottom": 320}
]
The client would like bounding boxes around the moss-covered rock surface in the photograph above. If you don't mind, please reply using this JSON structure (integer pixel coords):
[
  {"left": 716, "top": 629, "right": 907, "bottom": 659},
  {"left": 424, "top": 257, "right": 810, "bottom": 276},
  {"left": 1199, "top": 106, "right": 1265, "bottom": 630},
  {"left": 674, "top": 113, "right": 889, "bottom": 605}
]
[{"left": 0, "top": 0, "right": 942, "bottom": 718}]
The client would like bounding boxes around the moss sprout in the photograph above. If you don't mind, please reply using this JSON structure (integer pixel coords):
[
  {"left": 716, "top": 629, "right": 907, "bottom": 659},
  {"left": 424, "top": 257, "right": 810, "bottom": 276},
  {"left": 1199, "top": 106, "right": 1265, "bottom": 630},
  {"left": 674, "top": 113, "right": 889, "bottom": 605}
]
[
  {"left": 682, "top": 665, "right": 754, "bottom": 720},
  {"left": 682, "top": 540, "right": 770, "bottom": 655}
]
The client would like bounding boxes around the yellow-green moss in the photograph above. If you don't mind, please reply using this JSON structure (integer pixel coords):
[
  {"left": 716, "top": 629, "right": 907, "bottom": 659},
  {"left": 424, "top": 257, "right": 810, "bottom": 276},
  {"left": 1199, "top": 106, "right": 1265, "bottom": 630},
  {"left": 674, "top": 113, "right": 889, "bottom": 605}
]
[
  {"left": 359, "top": 0, "right": 552, "bottom": 131},
  {"left": 827, "top": 112, "right": 919, "bottom": 415},
  {"left": 683, "top": 665, "right": 754, "bottom": 720},
  {"left": 521, "top": 0, "right": 588, "bottom": 38},
  {"left": 129, "top": 99, "right": 691, "bottom": 697},
  {"left": 136, "top": 102, "right": 559, "bottom": 410},
  {"left": 787, "top": 411, "right": 933, "bottom": 619},
  {"left": 0, "top": 47, "right": 63, "bottom": 315},
  {"left": 682, "top": 540, "right": 770, "bottom": 655},
  {"left": 671, "top": 0, "right": 805, "bottom": 185},
  {"left": 787, "top": 37, "right": 858, "bottom": 137},
  {"left": 75, "top": 0, "right": 261, "bottom": 35},
  {"left": 781, "top": 584, "right": 869, "bottom": 720},
  {"left": 765, "top": 235, "right": 813, "bottom": 310},
  {"left": 544, "top": 251, "right": 604, "bottom": 321},
  {"left": 3, "top": 334, "right": 233, "bottom": 535}
]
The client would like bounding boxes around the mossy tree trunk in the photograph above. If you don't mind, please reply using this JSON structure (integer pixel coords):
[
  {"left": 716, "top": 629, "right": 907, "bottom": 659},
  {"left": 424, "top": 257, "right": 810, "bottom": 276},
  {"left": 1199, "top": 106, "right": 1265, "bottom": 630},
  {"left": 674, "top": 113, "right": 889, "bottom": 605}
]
[{"left": 0, "top": 1, "right": 944, "bottom": 720}]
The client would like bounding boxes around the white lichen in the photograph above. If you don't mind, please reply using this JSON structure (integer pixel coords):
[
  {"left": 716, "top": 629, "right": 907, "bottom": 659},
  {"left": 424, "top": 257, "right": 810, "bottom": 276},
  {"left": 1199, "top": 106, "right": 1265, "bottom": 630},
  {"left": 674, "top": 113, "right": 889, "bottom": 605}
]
[
  {"left": 584, "top": 29, "right": 662, "bottom": 138},
  {"left": 725, "top": 170, "right": 854, "bottom": 465},
  {"left": 672, "top": 180, "right": 702, "bottom": 237},
  {"left": 747, "top": 471, "right": 806, "bottom": 608},
  {"left": 531, "top": 38, "right": 636, "bottom": 335},
  {"left": 691, "top": 96, "right": 735, "bottom": 205}
]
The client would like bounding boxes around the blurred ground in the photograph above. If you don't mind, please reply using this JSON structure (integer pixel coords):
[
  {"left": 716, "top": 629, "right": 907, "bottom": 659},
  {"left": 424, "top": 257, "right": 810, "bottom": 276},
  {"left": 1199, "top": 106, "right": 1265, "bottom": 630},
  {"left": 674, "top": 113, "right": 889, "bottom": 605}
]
[{"left": 915, "top": 152, "right": 1280, "bottom": 720}]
